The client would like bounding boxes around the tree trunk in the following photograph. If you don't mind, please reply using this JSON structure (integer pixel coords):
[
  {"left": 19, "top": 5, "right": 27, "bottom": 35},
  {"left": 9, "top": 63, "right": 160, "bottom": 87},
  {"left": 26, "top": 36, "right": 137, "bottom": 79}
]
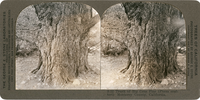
[
  {"left": 32, "top": 2, "right": 99, "bottom": 86},
  {"left": 121, "top": 2, "right": 184, "bottom": 85}
]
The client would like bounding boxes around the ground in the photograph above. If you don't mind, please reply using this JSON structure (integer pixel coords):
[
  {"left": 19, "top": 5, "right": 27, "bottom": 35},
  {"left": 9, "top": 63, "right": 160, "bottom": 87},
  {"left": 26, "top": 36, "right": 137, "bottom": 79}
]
[
  {"left": 16, "top": 51, "right": 100, "bottom": 90},
  {"left": 16, "top": 50, "right": 186, "bottom": 90},
  {"left": 101, "top": 51, "right": 186, "bottom": 89}
]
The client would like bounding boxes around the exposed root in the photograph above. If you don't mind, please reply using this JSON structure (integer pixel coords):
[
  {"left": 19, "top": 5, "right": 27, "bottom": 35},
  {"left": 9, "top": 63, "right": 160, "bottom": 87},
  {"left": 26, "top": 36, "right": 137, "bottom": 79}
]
[
  {"left": 31, "top": 50, "right": 42, "bottom": 74},
  {"left": 31, "top": 68, "right": 40, "bottom": 74},
  {"left": 120, "top": 50, "right": 132, "bottom": 73},
  {"left": 120, "top": 67, "right": 128, "bottom": 73}
]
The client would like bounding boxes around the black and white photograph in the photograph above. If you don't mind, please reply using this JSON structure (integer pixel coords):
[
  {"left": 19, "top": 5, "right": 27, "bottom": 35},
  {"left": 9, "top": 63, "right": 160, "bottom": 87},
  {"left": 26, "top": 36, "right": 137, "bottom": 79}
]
[
  {"left": 16, "top": 2, "right": 101, "bottom": 89},
  {"left": 16, "top": 1, "right": 186, "bottom": 90},
  {"left": 1, "top": 0, "right": 200, "bottom": 99},
  {"left": 101, "top": 2, "right": 186, "bottom": 89}
]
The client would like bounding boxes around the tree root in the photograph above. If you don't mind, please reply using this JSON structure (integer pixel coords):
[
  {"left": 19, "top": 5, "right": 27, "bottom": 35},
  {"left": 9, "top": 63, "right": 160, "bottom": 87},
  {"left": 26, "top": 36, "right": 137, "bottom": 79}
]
[
  {"left": 121, "top": 50, "right": 132, "bottom": 73},
  {"left": 120, "top": 67, "right": 128, "bottom": 73},
  {"left": 31, "top": 68, "right": 40, "bottom": 74},
  {"left": 31, "top": 50, "right": 42, "bottom": 74}
]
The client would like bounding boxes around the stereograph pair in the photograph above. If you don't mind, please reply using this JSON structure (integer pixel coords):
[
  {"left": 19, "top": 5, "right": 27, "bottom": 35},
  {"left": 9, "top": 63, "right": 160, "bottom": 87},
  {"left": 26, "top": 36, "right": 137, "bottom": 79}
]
[{"left": 15, "top": 1, "right": 187, "bottom": 90}]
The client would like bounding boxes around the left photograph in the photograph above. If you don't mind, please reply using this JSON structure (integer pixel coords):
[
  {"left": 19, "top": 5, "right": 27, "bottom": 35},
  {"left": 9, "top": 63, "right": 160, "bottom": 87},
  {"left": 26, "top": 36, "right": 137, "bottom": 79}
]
[{"left": 16, "top": 2, "right": 101, "bottom": 89}]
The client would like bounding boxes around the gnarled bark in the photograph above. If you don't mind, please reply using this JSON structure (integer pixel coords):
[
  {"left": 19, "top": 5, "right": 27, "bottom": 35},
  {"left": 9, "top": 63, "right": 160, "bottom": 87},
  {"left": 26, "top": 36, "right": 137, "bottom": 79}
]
[
  {"left": 121, "top": 2, "right": 184, "bottom": 85},
  {"left": 32, "top": 2, "right": 100, "bottom": 86}
]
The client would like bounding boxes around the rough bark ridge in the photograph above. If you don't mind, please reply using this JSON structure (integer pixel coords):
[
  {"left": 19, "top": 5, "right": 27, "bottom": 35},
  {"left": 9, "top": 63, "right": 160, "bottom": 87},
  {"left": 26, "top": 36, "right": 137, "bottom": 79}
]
[
  {"left": 33, "top": 2, "right": 99, "bottom": 86},
  {"left": 121, "top": 2, "right": 183, "bottom": 85}
]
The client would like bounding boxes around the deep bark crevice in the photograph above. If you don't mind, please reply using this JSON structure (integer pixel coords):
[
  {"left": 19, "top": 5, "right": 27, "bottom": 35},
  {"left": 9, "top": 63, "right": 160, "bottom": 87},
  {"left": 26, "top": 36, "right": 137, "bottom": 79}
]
[
  {"left": 30, "top": 2, "right": 99, "bottom": 86},
  {"left": 121, "top": 2, "right": 183, "bottom": 85}
]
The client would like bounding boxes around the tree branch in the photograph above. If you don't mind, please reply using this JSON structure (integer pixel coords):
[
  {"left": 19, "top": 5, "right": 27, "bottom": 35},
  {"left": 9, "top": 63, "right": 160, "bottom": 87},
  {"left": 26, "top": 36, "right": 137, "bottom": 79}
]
[{"left": 83, "top": 15, "right": 100, "bottom": 31}]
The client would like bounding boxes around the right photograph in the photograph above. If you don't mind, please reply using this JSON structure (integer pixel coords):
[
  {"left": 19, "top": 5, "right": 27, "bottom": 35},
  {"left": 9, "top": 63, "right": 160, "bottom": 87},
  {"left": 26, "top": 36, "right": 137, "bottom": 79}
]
[{"left": 101, "top": 2, "right": 186, "bottom": 89}]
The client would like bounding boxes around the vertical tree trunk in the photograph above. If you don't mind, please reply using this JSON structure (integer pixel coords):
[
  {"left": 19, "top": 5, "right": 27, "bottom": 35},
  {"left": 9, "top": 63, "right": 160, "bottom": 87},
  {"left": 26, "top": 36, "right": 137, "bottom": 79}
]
[
  {"left": 121, "top": 2, "right": 184, "bottom": 85},
  {"left": 33, "top": 2, "right": 99, "bottom": 86}
]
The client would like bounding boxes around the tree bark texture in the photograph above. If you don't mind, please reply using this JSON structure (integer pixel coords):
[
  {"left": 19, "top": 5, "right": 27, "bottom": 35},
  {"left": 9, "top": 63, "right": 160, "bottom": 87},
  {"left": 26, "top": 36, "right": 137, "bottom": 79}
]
[
  {"left": 121, "top": 2, "right": 184, "bottom": 85},
  {"left": 33, "top": 2, "right": 99, "bottom": 85}
]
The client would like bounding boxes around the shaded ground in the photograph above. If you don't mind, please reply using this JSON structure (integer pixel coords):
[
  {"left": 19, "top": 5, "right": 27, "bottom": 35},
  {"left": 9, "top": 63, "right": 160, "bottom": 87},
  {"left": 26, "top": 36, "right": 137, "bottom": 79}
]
[
  {"left": 101, "top": 51, "right": 186, "bottom": 89},
  {"left": 16, "top": 50, "right": 100, "bottom": 90}
]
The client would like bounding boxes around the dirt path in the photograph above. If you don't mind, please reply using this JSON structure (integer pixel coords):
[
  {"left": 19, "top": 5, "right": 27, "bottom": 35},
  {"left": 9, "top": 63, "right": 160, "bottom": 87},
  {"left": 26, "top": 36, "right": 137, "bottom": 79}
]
[
  {"left": 101, "top": 53, "right": 186, "bottom": 89},
  {"left": 101, "top": 54, "right": 136, "bottom": 89}
]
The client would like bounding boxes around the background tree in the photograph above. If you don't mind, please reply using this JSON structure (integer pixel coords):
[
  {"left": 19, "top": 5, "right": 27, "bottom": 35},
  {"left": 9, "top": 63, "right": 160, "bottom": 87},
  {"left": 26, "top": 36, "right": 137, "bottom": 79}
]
[
  {"left": 16, "top": 6, "right": 40, "bottom": 57},
  {"left": 17, "top": 2, "right": 99, "bottom": 86},
  {"left": 119, "top": 2, "right": 185, "bottom": 85},
  {"left": 101, "top": 4, "right": 128, "bottom": 56}
]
